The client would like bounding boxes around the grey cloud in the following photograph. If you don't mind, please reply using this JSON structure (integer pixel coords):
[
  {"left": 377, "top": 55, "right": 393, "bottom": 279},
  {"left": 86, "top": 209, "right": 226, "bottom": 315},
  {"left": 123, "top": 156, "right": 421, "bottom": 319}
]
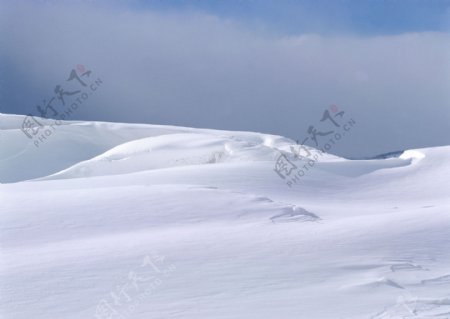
[{"left": 1, "top": 1, "right": 449, "bottom": 157}]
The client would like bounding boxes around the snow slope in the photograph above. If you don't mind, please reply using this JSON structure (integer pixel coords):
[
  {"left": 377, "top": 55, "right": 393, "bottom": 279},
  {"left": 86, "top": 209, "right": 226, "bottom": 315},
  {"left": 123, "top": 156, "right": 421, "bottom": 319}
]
[{"left": 1, "top": 113, "right": 449, "bottom": 319}]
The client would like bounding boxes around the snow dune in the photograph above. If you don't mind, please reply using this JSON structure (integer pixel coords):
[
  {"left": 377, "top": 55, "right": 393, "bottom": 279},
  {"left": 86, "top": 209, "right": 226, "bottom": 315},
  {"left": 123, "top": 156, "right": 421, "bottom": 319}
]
[{"left": 1, "top": 113, "right": 449, "bottom": 319}]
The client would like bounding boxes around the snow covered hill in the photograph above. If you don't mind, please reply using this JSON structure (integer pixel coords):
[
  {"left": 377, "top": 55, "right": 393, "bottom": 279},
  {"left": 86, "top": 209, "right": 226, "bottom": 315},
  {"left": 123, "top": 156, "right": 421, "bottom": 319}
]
[{"left": 1, "top": 113, "right": 449, "bottom": 319}]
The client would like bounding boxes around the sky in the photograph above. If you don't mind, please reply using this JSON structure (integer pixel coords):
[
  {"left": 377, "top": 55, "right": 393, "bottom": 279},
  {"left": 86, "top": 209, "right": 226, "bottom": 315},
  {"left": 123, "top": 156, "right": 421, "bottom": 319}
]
[{"left": 0, "top": 0, "right": 449, "bottom": 157}]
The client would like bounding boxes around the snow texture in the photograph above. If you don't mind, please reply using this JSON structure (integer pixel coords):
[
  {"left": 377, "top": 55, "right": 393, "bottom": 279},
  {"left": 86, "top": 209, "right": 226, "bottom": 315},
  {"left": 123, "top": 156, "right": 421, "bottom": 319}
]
[{"left": 1, "top": 113, "right": 449, "bottom": 318}]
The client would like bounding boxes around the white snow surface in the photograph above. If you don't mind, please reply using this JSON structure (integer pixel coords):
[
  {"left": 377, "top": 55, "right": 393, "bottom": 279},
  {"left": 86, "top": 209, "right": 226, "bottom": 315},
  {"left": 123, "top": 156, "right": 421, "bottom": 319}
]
[{"left": 1, "top": 113, "right": 450, "bottom": 319}]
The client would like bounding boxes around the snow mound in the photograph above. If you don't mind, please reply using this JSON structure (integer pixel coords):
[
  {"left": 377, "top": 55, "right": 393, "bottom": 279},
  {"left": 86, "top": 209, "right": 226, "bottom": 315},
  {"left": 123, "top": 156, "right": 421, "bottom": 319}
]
[
  {"left": 0, "top": 113, "right": 290, "bottom": 183},
  {"left": 400, "top": 149, "right": 426, "bottom": 161},
  {"left": 39, "top": 133, "right": 281, "bottom": 180}
]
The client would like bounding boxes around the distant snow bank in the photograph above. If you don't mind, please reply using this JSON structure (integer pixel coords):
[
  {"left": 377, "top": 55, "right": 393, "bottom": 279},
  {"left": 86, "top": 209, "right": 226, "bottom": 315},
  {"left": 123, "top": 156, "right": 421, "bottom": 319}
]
[
  {"left": 0, "top": 113, "right": 291, "bottom": 182},
  {"left": 0, "top": 113, "right": 446, "bottom": 183}
]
